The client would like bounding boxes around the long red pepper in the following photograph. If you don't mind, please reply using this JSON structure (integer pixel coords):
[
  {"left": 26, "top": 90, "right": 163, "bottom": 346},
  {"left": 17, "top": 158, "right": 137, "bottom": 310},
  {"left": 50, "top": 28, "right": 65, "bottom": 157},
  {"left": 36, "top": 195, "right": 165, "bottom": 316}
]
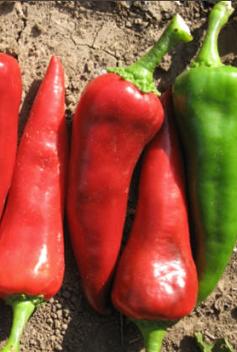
[
  {"left": 0, "top": 54, "right": 21, "bottom": 218},
  {"left": 112, "top": 91, "right": 198, "bottom": 351},
  {"left": 67, "top": 15, "right": 192, "bottom": 314},
  {"left": 0, "top": 56, "right": 67, "bottom": 352}
]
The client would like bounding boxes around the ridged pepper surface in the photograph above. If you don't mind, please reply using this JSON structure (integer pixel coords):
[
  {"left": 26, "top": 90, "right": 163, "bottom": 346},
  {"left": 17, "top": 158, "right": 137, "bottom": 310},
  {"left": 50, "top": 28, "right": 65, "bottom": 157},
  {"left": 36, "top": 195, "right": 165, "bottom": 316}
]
[
  {"left": 173, "top": 1, "right": 236, "bottom": 302},
  {"left": 112, "top": 91, "right": 198, "bottom": 352},
  {"left": 0, "top": 54, "right": 22, "bottom": 218},
  {"left": 0, "top": 56, "right": 68, "bottom": 352},
  {"left": 67, "top": 15, "right": 193, "bottom": 314}
]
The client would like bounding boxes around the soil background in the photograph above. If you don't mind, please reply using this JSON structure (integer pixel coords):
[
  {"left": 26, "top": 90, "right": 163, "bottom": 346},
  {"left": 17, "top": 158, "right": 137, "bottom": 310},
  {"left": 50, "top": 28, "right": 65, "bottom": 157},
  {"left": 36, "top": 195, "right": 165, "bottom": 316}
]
[{"left": 0, "top": 1, "right": 237, "bottom": 351}]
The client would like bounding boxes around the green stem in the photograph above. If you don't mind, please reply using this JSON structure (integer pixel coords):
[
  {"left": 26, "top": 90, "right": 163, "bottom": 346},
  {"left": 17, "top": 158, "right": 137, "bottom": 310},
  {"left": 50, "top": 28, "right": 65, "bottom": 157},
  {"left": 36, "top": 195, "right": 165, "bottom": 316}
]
[
  {"left": 0, "top": 295, "right": 43, "bottom": 352},
  {"left": 193, "top": 1, "right": 234, "bottom": 67},
  {"left": 108, "top": 14, "right": 192, "bottom": 95},
  {"left": 134, "top": 320, "right": 169, "bottom": 352}
]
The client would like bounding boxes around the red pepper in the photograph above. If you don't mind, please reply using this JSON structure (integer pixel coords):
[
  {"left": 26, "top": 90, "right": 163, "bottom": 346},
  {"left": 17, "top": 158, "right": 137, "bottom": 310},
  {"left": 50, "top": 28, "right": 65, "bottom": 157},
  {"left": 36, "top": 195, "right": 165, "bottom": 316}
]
[
  {"left": 67, "top": 15, "right": 193, "bottom": 314},
  {"left": 112, "top": 91, "right": 198, "bottom": 352},
  {"left": 0, "top": 56, "right": 67, "bottom": 352},
  {"left": 0, "top": 54, "right": 21, "bottom": 218}
]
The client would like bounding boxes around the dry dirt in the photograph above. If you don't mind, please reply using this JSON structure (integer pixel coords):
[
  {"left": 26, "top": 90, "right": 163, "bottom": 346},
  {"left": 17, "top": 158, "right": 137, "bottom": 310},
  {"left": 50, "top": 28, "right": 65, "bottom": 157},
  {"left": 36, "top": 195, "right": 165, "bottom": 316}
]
[{"left": 0, "top": 1, "right": 237, "bottom": 351}]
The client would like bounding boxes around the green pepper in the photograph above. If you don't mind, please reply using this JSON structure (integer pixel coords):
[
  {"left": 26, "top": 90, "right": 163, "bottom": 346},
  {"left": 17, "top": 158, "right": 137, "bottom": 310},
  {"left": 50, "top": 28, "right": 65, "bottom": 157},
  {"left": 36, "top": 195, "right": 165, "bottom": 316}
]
[{"left": 172, "top": 0, "right": 236, "bottom": 303}]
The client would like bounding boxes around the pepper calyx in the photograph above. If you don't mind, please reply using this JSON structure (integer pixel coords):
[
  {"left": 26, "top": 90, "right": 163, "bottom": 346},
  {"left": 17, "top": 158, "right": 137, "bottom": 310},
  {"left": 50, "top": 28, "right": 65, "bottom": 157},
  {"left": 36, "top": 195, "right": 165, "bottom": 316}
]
[
  {"left": 107, "top": 14, "right": 192, "bottom": 95},
  {"left": 107, "top": 66, "right": 159, "bottom": 95},
  {"left": 6, "top": 293, "right": 44, "bottom": 307}
]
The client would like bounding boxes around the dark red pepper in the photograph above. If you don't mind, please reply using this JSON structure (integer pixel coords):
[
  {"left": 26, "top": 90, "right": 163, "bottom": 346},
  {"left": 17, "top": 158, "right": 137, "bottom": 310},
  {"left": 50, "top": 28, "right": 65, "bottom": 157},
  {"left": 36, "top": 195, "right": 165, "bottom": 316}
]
[
  {"left": 0, "top": 53, "right": 21, "bottom": 218},
  {"left": 112, "top": 91, "right": 198, "bottom": 351},
  {"left": 67, "top": 15, "right": 193, "bottom": 314},
  {"left": 0, "top": 56, "right": 68, "bottom": 352}
]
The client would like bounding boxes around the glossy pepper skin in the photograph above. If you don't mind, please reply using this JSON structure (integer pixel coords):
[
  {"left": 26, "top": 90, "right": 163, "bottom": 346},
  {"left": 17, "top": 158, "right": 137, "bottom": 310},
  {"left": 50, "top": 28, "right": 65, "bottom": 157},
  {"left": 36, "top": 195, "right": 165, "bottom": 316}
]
[
  {"left": 0, "top": 53, "right": 21, "bottom": 218},
  {"left": 0, "top": 56, "right": 67, "bottom": 352},
  {"left": 67, "top": 15, "right": 193, "bottom": 314},
  {"left": 68, "top": 74, "right": 163, "bottom": 314},
  {"left": 173, "top": 1, "right": 236, "bottom": 303},
  {"left": 112, "top": 92, "right": 198, "bottom": 351}
]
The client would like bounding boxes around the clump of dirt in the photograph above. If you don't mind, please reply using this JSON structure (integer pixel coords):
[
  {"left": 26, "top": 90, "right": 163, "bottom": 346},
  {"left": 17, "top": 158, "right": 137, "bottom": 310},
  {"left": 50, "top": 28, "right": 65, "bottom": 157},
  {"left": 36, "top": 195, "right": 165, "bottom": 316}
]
[{"left": 0, "top": 1, "right": 237, "bottom": 351}]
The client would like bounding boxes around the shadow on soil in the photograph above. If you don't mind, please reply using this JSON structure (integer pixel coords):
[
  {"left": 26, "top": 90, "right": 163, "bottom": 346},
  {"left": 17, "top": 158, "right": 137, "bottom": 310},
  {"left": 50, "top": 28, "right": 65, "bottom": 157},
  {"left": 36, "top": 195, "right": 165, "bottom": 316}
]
[
  {"left": 0, "top": 1, "right": 14, "bottom": 15},
  {"left": 57, "top": 226, "right": 144, "bottom": 352},
  {"left": 155, "top": 23, "right": 205, "bottom": 93},
  {"left": 0, "top": 301, "right": 12, "bottom": 347},
  {"left": 180, "top": 336, "right": 200, "bottom": 352}
]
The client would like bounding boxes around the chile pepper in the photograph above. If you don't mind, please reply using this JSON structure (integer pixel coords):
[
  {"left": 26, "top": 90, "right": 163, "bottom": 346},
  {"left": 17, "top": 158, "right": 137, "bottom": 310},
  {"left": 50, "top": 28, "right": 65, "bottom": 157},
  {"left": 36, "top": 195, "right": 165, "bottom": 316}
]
[
  {"left": 172, "top": 1, "right": 236, "bottom": 303},
  {"left": 112, "top": 91, "right": 198, "bottom": 352},
  {"left": 0, "top": 56, "right": 67, "bottom": 352},
  {"left": 0, "top": 54, "right": 21, "bottom": 218},
  {"left": 67, "top": 15, "right": 193, "bottom": 314}
]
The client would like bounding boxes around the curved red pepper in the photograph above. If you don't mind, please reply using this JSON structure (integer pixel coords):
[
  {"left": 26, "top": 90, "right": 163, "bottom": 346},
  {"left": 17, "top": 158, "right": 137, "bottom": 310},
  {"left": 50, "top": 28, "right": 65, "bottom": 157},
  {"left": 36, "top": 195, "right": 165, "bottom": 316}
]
[
  {"left": 67, "top": 15, "right": 193, "bottom": 314},
  {"left": 68, "top": 73, "right": 163, "bottom": 314},
  {"left": 112, "top": 91, "right": 198, "bottom": 351},
  {"left": 0, "top": 56, "right": 67, "bottom": 352},
  {"left": 0, "top": 53, "right": 21, "bottom": 218}
]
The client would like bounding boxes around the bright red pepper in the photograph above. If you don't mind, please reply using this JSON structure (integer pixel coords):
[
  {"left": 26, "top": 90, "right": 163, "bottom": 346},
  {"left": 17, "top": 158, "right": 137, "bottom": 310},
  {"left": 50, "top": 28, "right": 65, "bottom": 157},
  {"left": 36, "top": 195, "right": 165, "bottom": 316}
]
[
  {"left": 67, "top": 15, "right": 192, "bottom": 314},
  {"left": 0, "top": 54, "right": 21, "bottom": 218},
  {"left": 68, "top": 73, "right": 163, "bottom": 314},
  {"left": 112, "top": 91, "right": 198, "bottom": 351},
  {"left": 0, "top": 56, "right": 67, "bottom": 352}
]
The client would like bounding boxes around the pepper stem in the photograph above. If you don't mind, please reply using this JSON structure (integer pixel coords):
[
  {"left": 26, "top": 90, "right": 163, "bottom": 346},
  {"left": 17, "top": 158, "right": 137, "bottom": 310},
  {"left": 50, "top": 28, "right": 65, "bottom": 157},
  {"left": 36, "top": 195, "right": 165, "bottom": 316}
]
[
  {"left": 108, "top": 14, "right": 192, "bottom": 95},
  {"left": 134, "top": 320, "right": 168, "bottom": 352},
  {"left": 193, "top": 1, "right": 234, "bottom": 67},
  {"left": 0, "top": 295, "right": 43, "bottom": 352}
]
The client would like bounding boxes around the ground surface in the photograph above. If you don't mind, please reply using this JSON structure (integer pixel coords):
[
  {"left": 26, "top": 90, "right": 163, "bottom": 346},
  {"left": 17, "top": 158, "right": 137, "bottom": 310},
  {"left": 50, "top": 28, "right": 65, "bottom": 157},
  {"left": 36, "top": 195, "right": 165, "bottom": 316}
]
[{"left": 0, "top": 1, "right": 237, "bottom": 351}]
